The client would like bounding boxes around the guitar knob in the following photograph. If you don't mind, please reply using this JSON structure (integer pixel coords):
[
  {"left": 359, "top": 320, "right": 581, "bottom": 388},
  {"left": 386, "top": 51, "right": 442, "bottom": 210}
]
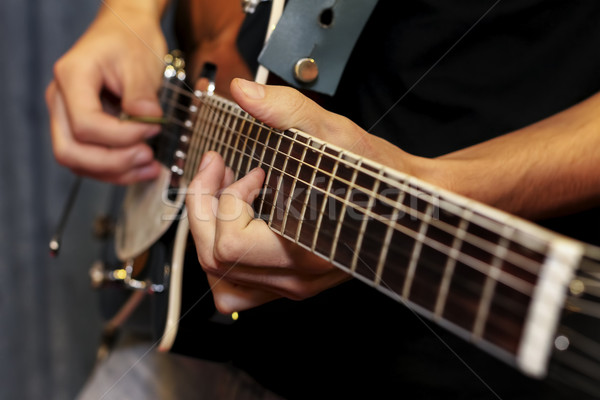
[
  {"left": 89, "top": 260, "right": 108, "bottom": 288},
  {"left": 88, "top": 260, "right": 164, "bottom": 293}
]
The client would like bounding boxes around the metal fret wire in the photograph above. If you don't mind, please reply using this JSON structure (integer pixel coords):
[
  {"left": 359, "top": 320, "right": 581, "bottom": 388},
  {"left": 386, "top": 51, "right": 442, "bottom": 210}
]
[
  {"left": 155, "top": 83, "right": 561, "bottom": 340},
  {"left": 160, "top": 86, "right": 547, "bottom": 265},
  {"left": 267, "top": 130, "right": 298, "bottom": 231},
  {"left": 279, "top": 132, "right": 308, "bottom": 236},
  {"left": 159, "top": 84, "right": 554, "bottom": 311},
  {"left": 177, "top": 100, "right": 543, "bottom": 270},
  {"left": 180, "top": 102, "right": 532, "bottom": 310},
  {"left": 329, "top": 158, "right": 361, "bottom": 262}
]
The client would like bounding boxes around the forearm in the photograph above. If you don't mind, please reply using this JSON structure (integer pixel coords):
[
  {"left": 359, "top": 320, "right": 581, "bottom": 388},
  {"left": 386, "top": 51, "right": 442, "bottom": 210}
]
[{"left": 419, "top": 92, "right": 600, "bottom": 220}]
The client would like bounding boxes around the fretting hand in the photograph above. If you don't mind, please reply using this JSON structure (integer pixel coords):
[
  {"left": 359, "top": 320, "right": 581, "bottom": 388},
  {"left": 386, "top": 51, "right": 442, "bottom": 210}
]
[{"left": 185, "top": 79, "right": 418, "bottom": 312}]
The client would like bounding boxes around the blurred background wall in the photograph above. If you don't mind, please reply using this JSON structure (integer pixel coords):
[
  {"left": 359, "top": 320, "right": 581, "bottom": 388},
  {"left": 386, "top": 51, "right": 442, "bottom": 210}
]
[{"left": 0, "top": 1, "right": 139, "bottom": 398}]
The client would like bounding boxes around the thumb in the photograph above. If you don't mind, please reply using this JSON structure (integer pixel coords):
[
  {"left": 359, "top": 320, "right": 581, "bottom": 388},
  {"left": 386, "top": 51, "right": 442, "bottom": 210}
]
[{"left": 230, "top": 78, "right": 362, "bottom": 145}]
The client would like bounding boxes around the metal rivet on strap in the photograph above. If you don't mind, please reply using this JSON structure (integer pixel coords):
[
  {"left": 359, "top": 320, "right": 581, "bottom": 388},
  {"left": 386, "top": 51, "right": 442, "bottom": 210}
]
[{"left": 293, "top": 58, "right": 319, "bottom": 84}]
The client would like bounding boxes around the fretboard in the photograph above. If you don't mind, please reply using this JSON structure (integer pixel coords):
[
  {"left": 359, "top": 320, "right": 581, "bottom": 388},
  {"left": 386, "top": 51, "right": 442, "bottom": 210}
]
[{"left": 158, "top": 84, "right": 583, "bottom": 377}]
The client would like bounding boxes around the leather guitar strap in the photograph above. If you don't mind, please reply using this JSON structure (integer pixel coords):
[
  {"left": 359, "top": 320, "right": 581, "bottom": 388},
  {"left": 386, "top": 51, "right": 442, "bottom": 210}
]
[{"left": 257, "top": 0, "right": 379, "bottom": 96}]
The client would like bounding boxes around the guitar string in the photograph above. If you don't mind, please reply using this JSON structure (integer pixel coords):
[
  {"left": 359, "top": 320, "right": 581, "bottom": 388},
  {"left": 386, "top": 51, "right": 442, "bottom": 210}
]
[
  {"left": 188, "top": 121, "right": 536, "bottom": 332},
  {"left": 159, "top": 89, "right": 549, "bottom": 263},
  {"left": 180, "top": 116, "right": 540, "bottom": 299},
  {"left": 160, "top": 83, "right": 594, "bottom": 360},
  {"left": 171, "top": 105, "right": 544, "bottom": 272},
  {"left": 158, "top": 84, "right": 562, "bottom": 336},
  {"left": 157, "top": 86, "right": 548, "bottom": 271},
  {"left": 158, "top": 89, "right": 544, "bottom": 253},
  {"left": 162, "top": 85, "right": 548, "bottom": 256},
  {"left": 158, "top": 94, "right": 549, "bottom": 285},
  {"left": 258, "top": 195, "right": 535, "bottom": 323},
  {"left": 158, "top": 85, "right": 561, "bottom": 295},
  {"left": 191, "top": 112, "right": 580, "bottom": 338}
]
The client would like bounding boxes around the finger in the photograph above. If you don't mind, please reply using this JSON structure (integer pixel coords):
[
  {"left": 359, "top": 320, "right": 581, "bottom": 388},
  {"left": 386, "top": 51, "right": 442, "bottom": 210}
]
[
  {"left": 78, "top": 163, "right": 162, "bottom": 185},
  {"left": 54, "top": 57, "right": 161, "bottom": 147},
  {"left": 214, "top": 262, "right": 349, "bottom": 301},
  {"left": 47, "top": 81, "right": 161, "bottom": 183},
  {"left": 230, "top": 78, "right": 365, "bottom": 148},
  {"left": 213, "top": 167, "right": 295, "bottom": 268},
  {"left": 207, "top": 274, "right": 280, "bottom": 314},
  {"left": 120, "top": 57, "right": 164, "bottom": 117},
  {"left": 186, "top": 152, "right": 227, "bottom": 272},
  {"left": 220, "top": 167, "right": 235, "bottom": 191},
  {"left": 217, "top": 167, "right": 265, "bottom": 227}
]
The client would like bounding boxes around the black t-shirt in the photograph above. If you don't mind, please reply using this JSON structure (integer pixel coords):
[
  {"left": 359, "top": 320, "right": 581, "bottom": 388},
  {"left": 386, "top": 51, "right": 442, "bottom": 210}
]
[{"left": 178, "top": 1, "right": 600, "bottom": 399}]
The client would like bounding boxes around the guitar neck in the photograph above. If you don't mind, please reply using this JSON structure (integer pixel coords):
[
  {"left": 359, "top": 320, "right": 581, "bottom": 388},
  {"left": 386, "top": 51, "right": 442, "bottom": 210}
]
[{"left": 162, "top": 85, "right": 585, "bottom": 378}]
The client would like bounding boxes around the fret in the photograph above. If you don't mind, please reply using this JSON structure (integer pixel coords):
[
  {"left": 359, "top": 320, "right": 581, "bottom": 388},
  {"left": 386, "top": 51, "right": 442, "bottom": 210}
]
[
  {"left": 401, "top": 198, "right": 435, "bottom": 299},
  {"left": 207, "top": 98, "right": 225, "bottom": 153},
  {"left": 268, "top": 131, "right": 297, "bottom": 232},
  {"left": 225, "top": 109, "right": 247, "bottom": 170},
  {"left": 194, "top": 96, "right": 217, "bottom": 167},
  {"left": 227, "top": 111, "right": 244, "bottom": 174},
  {"left": 313, "top": 150, "right": 355, "bottom": 257},
  {"left": 206, "top": 102, "right": 228, "bottom": 170},
  {"left": 220, "top": 107, "right": 241, "bottom": 169},
  {"left": 440, "top": 209, "right": 508, "bottom": 332},
  {"left": 280, "top": 135, "right": 309, "bottom": 240},
  {"left": 350, "top": 172, "right": 381, "bottom": 275},
  {"left": 503, "top": 233, "right": 546, "bottom": 282},
  {"left": 246, "top": 121, "right": 264, "bottom": 173},
  {"left": 441, "top": 209, "right": 508, "bottom": 332},
  {"left": 238, "top": 120, "right": 260, "bottom": 176},
  {"left": 232, "top": 114, "right": 252, "bottom": 179},
  {"left": 204, "top": 97, "right": 220, "bottom": 152},
  {"left": 332, "top": 165, "right": 384, "bottom": 279},
  {"left": 481, "top": 222, "right": 540, "bottom": 354},
  {"left": 184, "top": 96, "right": 211, "bottom": 181},
  {"left": 311, "top": 148, "right": 341, "bottom": 253},
  {"left": 257, "top": 132, "right": 284, "bottom": 218},
  {"left": 408, "top": 198, "right": 468, "bottom": 311},
  {"left": 352, "top": 217, "right": 390, "bottom": 283},
  {"left": 214, "top": 103, "right": 234, "bottom": 157},
  {"left": 329, "top": 154, "right": 361, "bottom": 262},
  {"left": 296, "top": 150, "right": 335, "bottom": 250},
  {"left": 254, "top": 131, "right": 280, "bottom": 218},
  {"left": 294, "top": 145, "right": 323, "bottom": 244},
  {"left": 256, "top": 128, "right": 273, "bottom": 168},
  {"left": 434, "top": 208, "right": 472, "bottom": 318},
  {"left": 442, "top": 262, "right": 487, "bottom": 331},
  {"left": 483, "top": 278, "right": 532, "bottom": 354},
  {"left": 374, "top": 187, "right": 406, "bottom": 285},
  {"left": 473, "top": 225, "right": 514, "bottom": 339}
]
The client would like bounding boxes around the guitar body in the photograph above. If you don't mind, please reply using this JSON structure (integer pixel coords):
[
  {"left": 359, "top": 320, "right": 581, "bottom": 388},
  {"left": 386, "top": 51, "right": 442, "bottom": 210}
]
[{"left": 115, "top": 165, "right": 185, "bottom": 261}]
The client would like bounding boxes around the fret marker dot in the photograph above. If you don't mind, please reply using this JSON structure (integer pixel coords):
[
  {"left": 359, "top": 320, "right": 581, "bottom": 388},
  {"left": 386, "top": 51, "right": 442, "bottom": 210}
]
[
  {"left": 554, "top": 335, "right": 569, "bottom": 351},
  {"left": 569, "top": 279, "right": 584, "bottom": 296}
]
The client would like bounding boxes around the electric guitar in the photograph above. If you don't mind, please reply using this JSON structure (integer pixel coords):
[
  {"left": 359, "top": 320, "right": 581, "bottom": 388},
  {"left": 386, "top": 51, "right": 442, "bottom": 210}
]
[{"left": 104, "top": 54, "right": 600, "bottom": 397}]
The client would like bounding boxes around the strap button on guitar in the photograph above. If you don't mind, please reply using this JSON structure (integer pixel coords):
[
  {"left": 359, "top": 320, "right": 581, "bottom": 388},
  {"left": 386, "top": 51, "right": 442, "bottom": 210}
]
[{"left": 294, "top": 58, "right": 319, "bottom": 83}]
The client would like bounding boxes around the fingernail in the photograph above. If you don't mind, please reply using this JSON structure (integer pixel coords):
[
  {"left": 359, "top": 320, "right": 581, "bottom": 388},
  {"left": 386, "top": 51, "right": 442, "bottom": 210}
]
[
  {"left": 136, "top": 162, "right": 160, "bottom": 181},
  {"left": 133, "top": 149, "right": 153, "bottom": 166},
  {"left": 199, "top": 152, "right": 214, "bottom": 171},
  {"left": 236, "top": 79, "right": 265, "bottom": 99},
  {"left": 144, "top": 124, "right": 162, "bottom": 138}
]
